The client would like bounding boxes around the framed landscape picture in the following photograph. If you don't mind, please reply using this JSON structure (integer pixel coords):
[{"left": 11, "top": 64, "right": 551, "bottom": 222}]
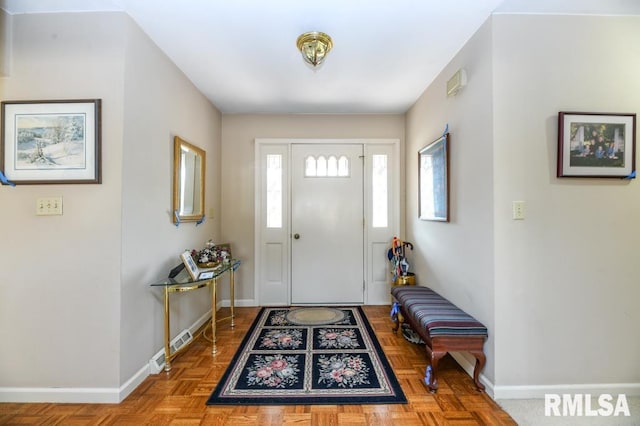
[
  {"left": 557, "top": 112, "right": 636, "bottom": 178},
  {"left": 1, "top": 99, "right": 102, "bottom": 184},
  {"left": 419, "top": 132, "right": 450, "bottom": 222}
]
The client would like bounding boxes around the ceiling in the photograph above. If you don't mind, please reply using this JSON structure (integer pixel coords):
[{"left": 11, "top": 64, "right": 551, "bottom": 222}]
[{"left": 1, "top": 0, "right": 638, "bottom": 114}]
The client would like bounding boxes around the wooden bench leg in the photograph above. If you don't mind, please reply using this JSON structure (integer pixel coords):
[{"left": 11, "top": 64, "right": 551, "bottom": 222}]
[
  {"left": 391, "top": 303, "right": 404, "bottom": 334},
  {"left": 470, "top": 350, "right": 486, "bottom": 392},
  {"left": 425, "top": 350, "right": 446, "bottom": 392}
]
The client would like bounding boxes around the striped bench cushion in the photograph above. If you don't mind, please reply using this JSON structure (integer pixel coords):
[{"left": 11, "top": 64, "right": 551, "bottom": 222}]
[{"left": 391, "top": 286, "right": 488, "bottom": 337}]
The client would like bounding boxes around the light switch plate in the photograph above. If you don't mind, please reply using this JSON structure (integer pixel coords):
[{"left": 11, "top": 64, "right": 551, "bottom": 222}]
[
  {"left": 512, "top": 201, "right": 525, "bottom": 220},
  {"left": 37, "top": 197, "right": 63, "bottom": 215}
]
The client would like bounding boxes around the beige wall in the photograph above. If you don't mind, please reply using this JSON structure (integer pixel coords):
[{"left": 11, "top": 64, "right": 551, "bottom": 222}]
[
  {"left": 120, "top": 17, "right": 222, "bottom": 383},
  {"left": 405, "top": 19, "right": 496, "bottom": 382},
  {"left": 0, "top": 12, "right": 127, "bottom": 389},
  {"left": 406, "top": 13, "right": 640, "bottom": 396},
  {"left": 221, "top": 114, "right": 405, "bottom": 303},
  {"left": 0, "top": 12, "right": 221, "bottom": 395},
  {"left": 3, "top": 7, "right": 638, "bottom": 402},
  {"left": 0, "top": 8, "right": 9, "bottom": 77},
  {"left": 492, "top": 14, "right": 640, "bottom": 392}
]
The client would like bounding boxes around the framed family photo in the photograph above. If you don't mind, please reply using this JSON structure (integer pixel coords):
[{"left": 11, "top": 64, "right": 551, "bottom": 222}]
[
  {"left": 1, "top": 99, "right": 102, "bottom": 184},
  {"left": 419, "top": 132, "right": 450, "bottom": 222},
  {"left": 557, "top": 112, "right": 636, "bottom": 178}
]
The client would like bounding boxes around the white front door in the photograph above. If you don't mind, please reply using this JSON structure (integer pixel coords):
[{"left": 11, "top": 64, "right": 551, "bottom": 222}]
[{"left": 291, "top": 144, "right": 364, "bottom": 304}]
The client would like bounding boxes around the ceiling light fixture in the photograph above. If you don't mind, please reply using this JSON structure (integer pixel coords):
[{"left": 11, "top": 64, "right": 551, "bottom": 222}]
[{"left": 296, "top": 31, "right": 333, "bottom": 68}]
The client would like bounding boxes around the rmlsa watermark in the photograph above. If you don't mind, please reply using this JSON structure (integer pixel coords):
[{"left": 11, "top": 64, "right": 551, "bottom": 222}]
[{"left": 545, "top": 394, "right": 631, "bottom": 417}]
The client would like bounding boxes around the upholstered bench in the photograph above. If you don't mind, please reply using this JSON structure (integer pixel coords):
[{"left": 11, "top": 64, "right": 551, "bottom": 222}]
[{"left": 391, "top": 285, "right": 488, "bottom": 392}]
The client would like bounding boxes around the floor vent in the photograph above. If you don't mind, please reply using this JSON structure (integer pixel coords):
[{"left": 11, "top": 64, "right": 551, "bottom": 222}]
[{"left": 149, "top": 329, "right": 193, "bottom": 373}]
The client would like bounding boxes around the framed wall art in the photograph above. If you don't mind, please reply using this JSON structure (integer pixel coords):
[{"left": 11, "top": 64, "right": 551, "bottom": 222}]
[
  {"left": 419, "top": 132, "right": 450, "bottom": 222},
  {"left": 1, "top": 99, "right": 102, "bottom": 184},
  {"left": 557, "top": 112, "right": 636, "bottom": 178}
]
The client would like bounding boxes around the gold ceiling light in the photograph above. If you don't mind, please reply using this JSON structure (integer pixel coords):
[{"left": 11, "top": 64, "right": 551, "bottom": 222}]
[{"left": 296, "top": 31, "right": 333, "bottom": 67}]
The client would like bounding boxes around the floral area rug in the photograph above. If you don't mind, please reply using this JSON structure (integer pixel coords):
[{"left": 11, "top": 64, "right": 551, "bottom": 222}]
[{"left": 207, "top": 306, "right": 407, "bottom": 405}]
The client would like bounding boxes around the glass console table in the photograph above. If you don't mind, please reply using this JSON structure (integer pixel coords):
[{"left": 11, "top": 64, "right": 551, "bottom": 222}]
[{"left": 150, "top": 259, "right": 240, "bottom": 371}]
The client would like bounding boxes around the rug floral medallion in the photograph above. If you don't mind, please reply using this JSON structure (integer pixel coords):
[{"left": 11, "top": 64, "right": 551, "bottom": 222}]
[{"left": 207, "top": 306, "right": 407, "bottom": 405}]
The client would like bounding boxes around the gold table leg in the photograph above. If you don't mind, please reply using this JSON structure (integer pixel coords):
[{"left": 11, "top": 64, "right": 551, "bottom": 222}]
[
  {"left": 230, "top": 265, "right": 235, "bottom": 328},
  {"left": 163, "top": 286, "right": 172, "bottom": 372},
  {"left": 211, "top": 277, "right": 217, "bottom": 355}
]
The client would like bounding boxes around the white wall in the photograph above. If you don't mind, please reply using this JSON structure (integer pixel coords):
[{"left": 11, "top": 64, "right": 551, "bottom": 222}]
[
  {"left": 221, "top": 114, "right": 405, "bottom": 303},
  {"left": 0, "top": 12, "right": 222, "bottom": 400},
  {"left": 405, "top": 20, "right": 496, "bottom": 383},
  {"left": 492, "top": 14, "right": 640, "bottom": 392}
]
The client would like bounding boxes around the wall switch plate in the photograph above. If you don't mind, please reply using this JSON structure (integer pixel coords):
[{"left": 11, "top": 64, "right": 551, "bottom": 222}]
[
  {"left": 37, "top": 197, "right": 63, "bottom": 215},
  {"left": 512, "top": 201, "right": 525, "bottom": 220}
]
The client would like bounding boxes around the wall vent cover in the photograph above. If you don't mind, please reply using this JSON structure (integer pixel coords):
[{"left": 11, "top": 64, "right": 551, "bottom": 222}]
[
  {"left": 446, "top": 68, "right": 467, "bottom": 97},
  {"left": 149, "top": 329, "right": 193, "bottom": 373}
]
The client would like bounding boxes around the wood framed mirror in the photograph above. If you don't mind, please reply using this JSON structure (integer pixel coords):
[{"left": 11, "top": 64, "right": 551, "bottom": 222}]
[{"left": 173, "top": 136, "right": 205, "bottom": 224}]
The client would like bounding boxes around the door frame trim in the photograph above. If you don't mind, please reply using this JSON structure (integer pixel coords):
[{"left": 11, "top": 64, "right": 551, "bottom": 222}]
[{"left": 254, "top": 138, "right": 400, "bottom": 306}]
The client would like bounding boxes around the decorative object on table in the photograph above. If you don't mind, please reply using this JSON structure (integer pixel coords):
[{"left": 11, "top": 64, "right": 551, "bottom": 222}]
[
  {"left": 419, "top": 132, "right": 450, "bottom": 221},
  {"left": 1, "top": 99, "right": 101, "bottom": 184},
  {"left": 557, "top": 112, "right": 636, "bottom": 178},
  {"left": 191, "top": 240, "right": 232, "bottom": 268},
  {"left": 197, "top": 270, "right": 215, "bottom": 280},
  {"left": 207, "top": 306, "right": 406, "bottom": 406},
  {"left": 180, "top": 250, "right": 200, "bottom": 280},
  {"left": 168, "top": 263, "right": 185, "bottom": 279},
  {"left": 387, "top": 236, "right": 414, "bottom": 285}
]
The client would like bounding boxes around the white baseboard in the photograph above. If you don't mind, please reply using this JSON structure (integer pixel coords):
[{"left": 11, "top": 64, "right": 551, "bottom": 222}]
[
  {"left": 0, "top": 387, "right": 119, "bottom": 404},
  {"left": 448, "top": 352, "right": 640, "bottom": 400},
  {"left": 449, "top": 351, "right": 495, "bottom": 397},
  {"left": 0, "top": 304, "right": 247, "bottom": 404},
  {"left": 494, "top": 383, "right": 640, "bottom": 399},
  {"left": 0, "top": 363, "right": 149, "bottom": 404},
  {"left": 119, "top": 364, "right": 151, "bottom": 402},
  {"left": 217, "top": 298, "right": 257, "bottom": 308}
]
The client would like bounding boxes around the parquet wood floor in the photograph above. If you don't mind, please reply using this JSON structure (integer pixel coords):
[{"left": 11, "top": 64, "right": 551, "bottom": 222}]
[{"left": 0, "top": 306, "right": 516, "bottom": 425}]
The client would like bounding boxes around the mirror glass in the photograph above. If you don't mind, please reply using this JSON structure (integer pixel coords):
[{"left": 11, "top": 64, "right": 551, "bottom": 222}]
[{"left": 173, "top": 136, "right": 205, "bottom": 223}]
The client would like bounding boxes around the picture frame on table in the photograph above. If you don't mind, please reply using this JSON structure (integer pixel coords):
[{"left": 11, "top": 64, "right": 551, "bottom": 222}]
[
  {"left": 180, "top": 250, "right": 217, "bottom": 281},
  {"left": 419, "top": 132, "right": 450, "bottom": 222},
  {"left": 180, "top": 250, "right": 200, "bottom": 280},
  {"left": 557, "top": 112, "right": 636, "bottom": 178},
  {"left": 1, "top": 99, "right": 102, "bottom": 185},
  {"left": 197, "top": 270, "right": 215, "bottom": 280}
]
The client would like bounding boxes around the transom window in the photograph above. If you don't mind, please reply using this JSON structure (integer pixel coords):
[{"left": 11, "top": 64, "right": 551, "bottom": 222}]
[{"left": 304, "top": 155, "right": 350, "bottom": 177}]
